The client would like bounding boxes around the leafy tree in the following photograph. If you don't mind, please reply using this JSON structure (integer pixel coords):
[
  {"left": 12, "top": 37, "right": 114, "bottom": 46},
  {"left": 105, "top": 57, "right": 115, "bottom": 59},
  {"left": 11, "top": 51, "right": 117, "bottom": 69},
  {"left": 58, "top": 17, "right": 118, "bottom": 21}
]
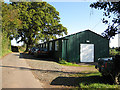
[
  {"left": 90, "top": 2, "right": 120, "bottom": 39},
  {"left": 115, "top": 47, "right": 120, "bottom": 51},
  {"left": 12, "top": 2, "right": 67, "bottom": 51},
  {"left": 1, "top": 2, "right": 22, "bottom": 56},
  {"left": 0, "top": 1, "right": 1, "bottom": 17},
  {"left": 2, "top": 2, "right": 22, "bottom": 39}
]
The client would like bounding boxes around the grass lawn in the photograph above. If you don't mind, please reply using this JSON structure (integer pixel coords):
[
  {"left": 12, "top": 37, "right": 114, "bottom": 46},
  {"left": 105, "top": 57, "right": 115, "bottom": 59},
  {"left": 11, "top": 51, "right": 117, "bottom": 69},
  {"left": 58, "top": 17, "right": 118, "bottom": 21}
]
[
  {"left": 57, "top": 59, "right": 119, "bottom": 88},
  {"left": 69, "top": 72, "right": 119, "bottom": 89}
]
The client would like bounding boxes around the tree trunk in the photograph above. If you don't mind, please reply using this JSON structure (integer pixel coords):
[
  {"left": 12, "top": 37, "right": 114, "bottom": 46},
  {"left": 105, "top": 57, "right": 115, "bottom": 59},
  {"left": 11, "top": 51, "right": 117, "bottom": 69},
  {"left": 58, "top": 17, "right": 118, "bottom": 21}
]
[{"left": 24, "top": 44, "right": 29, "bottom": 52}]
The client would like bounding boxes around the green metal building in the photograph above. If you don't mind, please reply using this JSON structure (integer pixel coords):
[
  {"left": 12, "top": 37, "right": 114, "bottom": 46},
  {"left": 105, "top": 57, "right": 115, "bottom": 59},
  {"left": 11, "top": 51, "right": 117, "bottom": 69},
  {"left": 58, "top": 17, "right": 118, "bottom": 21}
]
[{"left": 39, "top": 30, "right": 109, "bottom": 63}]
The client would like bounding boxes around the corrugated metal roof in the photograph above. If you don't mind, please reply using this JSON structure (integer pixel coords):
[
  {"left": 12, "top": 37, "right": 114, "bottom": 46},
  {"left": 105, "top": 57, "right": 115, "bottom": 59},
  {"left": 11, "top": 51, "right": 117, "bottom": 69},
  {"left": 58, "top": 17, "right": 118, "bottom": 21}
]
[{"left": 39, "top": 29, "right": 108, "bottom": 44}]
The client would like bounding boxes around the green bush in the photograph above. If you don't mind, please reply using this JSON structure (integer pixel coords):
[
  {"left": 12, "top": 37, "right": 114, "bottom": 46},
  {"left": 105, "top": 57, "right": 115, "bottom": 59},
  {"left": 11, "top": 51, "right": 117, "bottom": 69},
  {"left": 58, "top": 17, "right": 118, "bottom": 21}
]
[
  {"left": 110, "top": 48, "right": 120, "bottom": 56},
  {"left": 59, "top": 58, "right": 68, "bottom": 64},
  {"left": 18, "top": 46, "right": 26, "bottom": 52},
  {"left": 0, "top": 31, "right": 12, "bottom": 58}
]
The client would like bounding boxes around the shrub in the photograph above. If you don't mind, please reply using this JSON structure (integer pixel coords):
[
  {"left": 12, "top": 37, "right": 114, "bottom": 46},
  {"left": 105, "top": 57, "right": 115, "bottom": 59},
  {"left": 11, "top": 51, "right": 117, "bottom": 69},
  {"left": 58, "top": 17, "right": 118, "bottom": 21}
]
[
  {"left": 58, "top": 58, "right": 80, "bottom": 66},
  {"left": 59, "top": 58, "right": 68, "bottom": 64}
]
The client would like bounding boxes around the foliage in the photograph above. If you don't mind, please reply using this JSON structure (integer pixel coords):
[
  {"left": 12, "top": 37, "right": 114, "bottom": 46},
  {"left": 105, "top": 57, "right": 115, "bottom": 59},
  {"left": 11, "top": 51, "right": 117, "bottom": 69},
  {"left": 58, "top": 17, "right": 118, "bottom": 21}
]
[
  {"left": 0, "top": 2, "right": 2, "bottom": 58},
  {"left": 115, "top": 47, "right": 120, "bottom": 51},
  {"left": 1, "top": 31, "right": 12, "bottom": 58},
  {"left": 12, "top": 2, "right": 67, "bottom": 51},
  {"left": 18, "top": 45, "right": 26, "bottom": 53},
  {"left": 90, "top": 2, "right": 120, "bottom": 39},
  {"left": 59, "top": 58, "right": 68, "bottom": 64},
  {"left": 110, "top": 48, "right": 120, "bottom": 56},
  {"left": 80, "top": 83, "right": 118, "bottom": 89},
  {"left": 0, "top": 2, "right": 21, "bottom": 58},
  {"left": 0, "top": 9, "right": 1, "bottom": 23},
  {"left": 1, "top": 49, "right": 12, "bottom": 58},
  {"left": 2, "top": 2, "right": 22, "bottom": 39}
]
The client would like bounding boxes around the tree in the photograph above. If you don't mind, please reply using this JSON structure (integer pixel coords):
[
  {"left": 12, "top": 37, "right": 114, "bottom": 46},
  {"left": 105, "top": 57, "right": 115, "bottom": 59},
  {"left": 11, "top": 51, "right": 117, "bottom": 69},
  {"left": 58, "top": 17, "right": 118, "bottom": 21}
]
[
  {"left": 90, "top": 1, "right": 120, "bottom": 39},
  {"left": 12, "top": 2, "right": 67, "bottom": 51},
  {"left": 0, "top": 2, "right": 2, "bottom": 30},
  {"left": 1, "top": 2, "right": 22, "bottom": 55},
  {"left": 2, "top": 2, "right": 22, "bottom": 39}
]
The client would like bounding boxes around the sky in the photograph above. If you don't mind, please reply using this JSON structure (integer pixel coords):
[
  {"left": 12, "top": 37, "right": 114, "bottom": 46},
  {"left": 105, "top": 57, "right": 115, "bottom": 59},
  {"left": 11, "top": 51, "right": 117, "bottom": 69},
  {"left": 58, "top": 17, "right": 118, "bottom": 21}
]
[{"left": 4, "top": 0, "right": 118, "bottom": 47}]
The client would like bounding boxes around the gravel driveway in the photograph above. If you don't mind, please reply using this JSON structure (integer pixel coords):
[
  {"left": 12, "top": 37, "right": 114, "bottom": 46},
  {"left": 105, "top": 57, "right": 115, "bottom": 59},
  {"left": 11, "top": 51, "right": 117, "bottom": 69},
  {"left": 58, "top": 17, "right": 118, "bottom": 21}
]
[{"left": 21, "top": 53, "right": 98, "bottom": 88}]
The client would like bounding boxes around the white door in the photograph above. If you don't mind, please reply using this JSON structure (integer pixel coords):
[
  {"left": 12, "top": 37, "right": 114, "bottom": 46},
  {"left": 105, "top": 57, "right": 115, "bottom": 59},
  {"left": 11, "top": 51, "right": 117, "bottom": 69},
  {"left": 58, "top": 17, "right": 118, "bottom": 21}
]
[{"left": 80, "top": 44, "right": 94, "bottom": 62}]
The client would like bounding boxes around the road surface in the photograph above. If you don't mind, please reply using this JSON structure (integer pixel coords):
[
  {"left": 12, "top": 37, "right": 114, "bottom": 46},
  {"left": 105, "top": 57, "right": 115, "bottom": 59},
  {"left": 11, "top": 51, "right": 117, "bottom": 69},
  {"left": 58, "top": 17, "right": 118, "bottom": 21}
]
[{"left": 1, "top": 52, "right": 43, "bottom": 88}]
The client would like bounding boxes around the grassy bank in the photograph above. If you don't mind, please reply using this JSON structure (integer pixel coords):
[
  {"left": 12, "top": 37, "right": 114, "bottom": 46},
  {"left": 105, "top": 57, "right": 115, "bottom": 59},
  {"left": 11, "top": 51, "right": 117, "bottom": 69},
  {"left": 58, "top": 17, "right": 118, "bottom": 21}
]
[
  {"left": 0, "top": 49, "right": 12, "bottom": 58},
  {"left": 2, "top": 50, "right": 12, "bottom": 57},
  {"left": 0, "top": 31, "right": 12, "bottom": 58}
]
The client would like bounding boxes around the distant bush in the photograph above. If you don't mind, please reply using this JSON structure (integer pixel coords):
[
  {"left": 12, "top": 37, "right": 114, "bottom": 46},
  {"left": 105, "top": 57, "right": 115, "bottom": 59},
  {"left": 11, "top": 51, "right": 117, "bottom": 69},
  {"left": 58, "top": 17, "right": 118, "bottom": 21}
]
[
  {"left": 115, "top": 47, "right": 120, "bottom": 51},
  {"left": 109, "top": 48, "right": 120, "bottom": 56},
  {"left": 18, "top": 45, "right": 26, "bottom": 53}
]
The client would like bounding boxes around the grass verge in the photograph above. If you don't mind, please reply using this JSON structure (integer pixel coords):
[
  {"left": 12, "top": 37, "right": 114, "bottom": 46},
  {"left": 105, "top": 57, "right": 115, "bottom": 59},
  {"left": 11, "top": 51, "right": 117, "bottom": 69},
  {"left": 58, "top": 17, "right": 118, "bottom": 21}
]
[
  {"left": 58, "top": 59, "right": 94, "bottom": 67},
  {"left": 80, "top": 83, "right": 119, "bottom": 89},
  {"left": 0, "top": 49, "right": 12, "bottom": 58}
]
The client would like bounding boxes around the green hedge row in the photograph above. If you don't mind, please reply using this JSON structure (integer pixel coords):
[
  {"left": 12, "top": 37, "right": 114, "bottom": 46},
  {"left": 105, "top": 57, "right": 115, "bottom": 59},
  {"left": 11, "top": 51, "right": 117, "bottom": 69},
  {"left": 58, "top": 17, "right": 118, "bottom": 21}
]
[{"left": 0, "top": 31, "right": 11, "bottom": 58}]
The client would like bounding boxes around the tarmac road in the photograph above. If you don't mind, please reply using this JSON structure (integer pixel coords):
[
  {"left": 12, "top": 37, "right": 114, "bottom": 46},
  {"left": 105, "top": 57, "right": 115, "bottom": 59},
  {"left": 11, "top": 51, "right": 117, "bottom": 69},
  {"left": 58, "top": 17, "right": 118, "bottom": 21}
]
[{"left": 1, "top": 52, "right": 43, "bottom": 88}]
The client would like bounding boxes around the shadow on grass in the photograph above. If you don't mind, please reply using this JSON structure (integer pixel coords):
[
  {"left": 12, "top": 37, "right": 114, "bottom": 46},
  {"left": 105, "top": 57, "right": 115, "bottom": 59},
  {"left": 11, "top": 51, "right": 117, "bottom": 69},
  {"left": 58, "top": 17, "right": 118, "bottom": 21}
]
[{"left": 50, "top": 76, "right": 114, "bottom": 87}]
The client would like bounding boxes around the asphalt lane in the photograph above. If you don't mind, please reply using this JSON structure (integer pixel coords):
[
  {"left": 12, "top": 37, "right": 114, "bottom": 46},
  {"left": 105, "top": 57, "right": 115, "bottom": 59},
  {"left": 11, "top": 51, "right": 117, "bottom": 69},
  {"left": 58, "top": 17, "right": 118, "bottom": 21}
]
[{"left": 1, "top": 52, "right": 43, "bottom": 88}]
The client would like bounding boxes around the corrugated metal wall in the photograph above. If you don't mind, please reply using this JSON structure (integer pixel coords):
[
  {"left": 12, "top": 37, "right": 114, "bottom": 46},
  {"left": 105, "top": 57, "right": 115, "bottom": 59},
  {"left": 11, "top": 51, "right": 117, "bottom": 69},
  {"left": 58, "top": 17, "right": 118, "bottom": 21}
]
[
  {"left": 62, "top": 30, "right": 109, "bottom": 63},
  {"left": 39, "top": 30, "right": 109, "bottom": 63},
  {"left": 45, "top": 40, "right": 62, "bottom": 61}
]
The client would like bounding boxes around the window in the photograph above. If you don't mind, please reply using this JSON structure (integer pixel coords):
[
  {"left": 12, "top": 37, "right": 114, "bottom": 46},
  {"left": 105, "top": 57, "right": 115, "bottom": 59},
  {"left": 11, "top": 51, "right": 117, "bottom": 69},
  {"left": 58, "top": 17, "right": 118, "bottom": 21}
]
[
  {"left": 55, "top": 41, "right": 59, "bottom": 51},
  {"left": 49, "top": 42, "right": 52, "bottom": 51}
]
